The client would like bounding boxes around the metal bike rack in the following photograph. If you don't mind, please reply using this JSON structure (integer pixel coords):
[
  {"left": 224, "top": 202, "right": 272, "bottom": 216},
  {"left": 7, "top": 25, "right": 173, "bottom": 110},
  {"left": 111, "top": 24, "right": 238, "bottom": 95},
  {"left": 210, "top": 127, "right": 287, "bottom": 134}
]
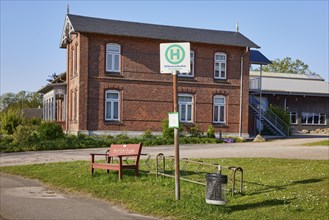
[{"left": 155, "top": 153, "right": 243, "bottom": 196}]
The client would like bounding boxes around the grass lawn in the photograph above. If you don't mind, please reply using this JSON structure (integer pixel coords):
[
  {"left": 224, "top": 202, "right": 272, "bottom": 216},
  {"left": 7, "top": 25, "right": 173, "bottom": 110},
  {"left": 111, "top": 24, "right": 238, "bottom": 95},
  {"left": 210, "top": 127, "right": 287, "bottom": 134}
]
[
  {"left": 302, "top": 139, "right": 329, "bottom": 146},
  {"left": 1, "top": 158, "right": 328, "bottom": 220}
]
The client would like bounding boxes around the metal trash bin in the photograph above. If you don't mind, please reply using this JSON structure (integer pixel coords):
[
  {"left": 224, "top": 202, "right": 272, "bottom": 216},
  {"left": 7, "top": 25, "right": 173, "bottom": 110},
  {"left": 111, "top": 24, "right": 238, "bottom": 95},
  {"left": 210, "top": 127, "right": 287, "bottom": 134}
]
[{"left": 205, "top": 173, "right": 228, "bottom": 205}]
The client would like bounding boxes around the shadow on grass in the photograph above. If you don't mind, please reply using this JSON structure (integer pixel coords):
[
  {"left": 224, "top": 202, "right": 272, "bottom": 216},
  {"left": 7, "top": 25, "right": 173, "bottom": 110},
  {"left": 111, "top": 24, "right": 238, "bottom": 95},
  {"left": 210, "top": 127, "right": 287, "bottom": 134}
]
[
  {"left": 228, "top": 198, "right": 293, "bottom": 211},
  {"left": 244, "top": 177, "right": 326, "bottom": 196},
  {"left": 290, "top": 178, "right": 326, "bottom": 185},
  {"left": 243, "top": 180, "right": 286, "bottom": 195}
]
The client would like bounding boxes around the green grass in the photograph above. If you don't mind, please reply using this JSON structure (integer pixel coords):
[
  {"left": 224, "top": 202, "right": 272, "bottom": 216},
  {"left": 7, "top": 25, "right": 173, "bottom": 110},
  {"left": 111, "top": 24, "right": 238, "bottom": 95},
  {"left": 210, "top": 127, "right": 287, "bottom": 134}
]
[
  {"left": 302, "top": 140, "right": 329, "bottom": 146},
  {"left": 1, "top": 158, "right": 328, "bottom": 220}
]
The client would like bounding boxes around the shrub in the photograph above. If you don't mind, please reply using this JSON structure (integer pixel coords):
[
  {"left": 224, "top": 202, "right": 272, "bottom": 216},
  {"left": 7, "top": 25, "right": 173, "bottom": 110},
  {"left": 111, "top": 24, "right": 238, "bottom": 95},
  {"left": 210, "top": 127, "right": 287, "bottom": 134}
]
[
  {"left": 0, "top": 109, "right": 22, "bottom": 134},
  {"left": 142, "top": 130, "right": 155, "bottom": 139},
  {"left": 268, "top": 104, "right": 290, "bottom": 125},
  {"left": 115, "top": 133, "right": 129, "bottom": 140},
  {"left": 162, "top": 119, "right": 174, "bottom": 138},
  {"left": 13, "top": 125, "right": 37, "bottom": 144},
  {"left": 22, "top": 117, "right": 42, "bottom": 126},
  {"left": 37, "top": 122, "right": 64, "bottom": 140},
  {"left": 207, "top": 125, "right": 215, "bottom": 138},
  {"left": 187, "top": 125, "right": 203, "bottom": 137}
]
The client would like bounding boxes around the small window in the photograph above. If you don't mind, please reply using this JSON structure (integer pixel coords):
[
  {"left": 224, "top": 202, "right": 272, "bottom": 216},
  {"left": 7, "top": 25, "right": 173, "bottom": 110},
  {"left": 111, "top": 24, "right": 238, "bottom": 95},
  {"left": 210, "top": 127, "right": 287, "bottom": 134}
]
[
  {"left": 213, "top": 95, "right": 226, "bottom": 123},
  {"left": 106, "top": 43, "right": 121, "bottom": 73},
  {"left": 74, "top": 89, "right": 78, "bottom": 122},
  {"left": 289, "top": 112, "right": 297, "bottom": 124},
  {"left": 105, "top": 90, "right": 120, "bottom": 121},
  {"left": 75, "top": 44, "right": 78, "bottom": 75},
  {"left": 214, "top": 53, "right": 227, "bottom": 79},
  {"left": 178, "top": 94, "right": 193, "bottom": 123},
  {"left": 179, "top": 51, "right": 194, "bottom": 77},
  {"left": 72, "top": 47, "right": 75, "bottom": 76}
]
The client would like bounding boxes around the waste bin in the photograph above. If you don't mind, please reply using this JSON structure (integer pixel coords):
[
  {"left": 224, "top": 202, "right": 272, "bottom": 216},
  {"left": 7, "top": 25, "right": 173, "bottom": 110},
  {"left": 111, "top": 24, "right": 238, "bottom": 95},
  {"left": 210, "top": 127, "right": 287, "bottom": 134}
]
[{"left": 205, "top": 173, "right": 228, "bottom": 205}]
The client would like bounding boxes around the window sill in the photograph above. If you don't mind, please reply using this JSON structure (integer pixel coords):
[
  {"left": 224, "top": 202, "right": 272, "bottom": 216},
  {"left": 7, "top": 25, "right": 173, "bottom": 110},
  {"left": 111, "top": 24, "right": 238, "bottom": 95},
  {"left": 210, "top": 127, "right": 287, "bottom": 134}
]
[
  {"left": 105, "top": 72, "right": 122, "bottom": 77},
  {"left": 104, "top": 120, "right": 122, "bottom": 125},
  {"left": 178, "top": 77, "right": 196, "bottom": 82},
  {"left": 213, "top": 79, "right": 229, "bottom": 84},
  {"left": 212, "top": 123, "right": 228, "bottom": 128}
]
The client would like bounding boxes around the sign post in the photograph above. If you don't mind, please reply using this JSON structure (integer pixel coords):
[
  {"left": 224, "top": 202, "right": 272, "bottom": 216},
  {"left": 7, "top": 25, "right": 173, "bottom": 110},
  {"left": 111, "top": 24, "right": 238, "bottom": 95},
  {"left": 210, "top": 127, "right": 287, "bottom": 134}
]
[{"left": 160, "top": 42, "right": 190, "bottom": 200}]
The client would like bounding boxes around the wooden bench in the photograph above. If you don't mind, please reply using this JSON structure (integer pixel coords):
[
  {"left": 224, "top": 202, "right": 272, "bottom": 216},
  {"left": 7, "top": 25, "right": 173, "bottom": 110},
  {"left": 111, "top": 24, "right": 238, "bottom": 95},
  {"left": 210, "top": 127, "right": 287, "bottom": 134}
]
[{"left": 90, "top": 143, "right": 143, "bottom": 180}]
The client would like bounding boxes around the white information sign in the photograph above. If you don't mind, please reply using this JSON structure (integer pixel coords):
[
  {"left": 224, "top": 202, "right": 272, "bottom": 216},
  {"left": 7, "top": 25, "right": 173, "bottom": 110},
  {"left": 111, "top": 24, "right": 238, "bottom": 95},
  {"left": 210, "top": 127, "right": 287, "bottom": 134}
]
[
  {"left": 160, "top": 42, "right": 190, "bottom": 74},
  {"left": 168, "top": 112, "right": 180, "bottom": 128}
]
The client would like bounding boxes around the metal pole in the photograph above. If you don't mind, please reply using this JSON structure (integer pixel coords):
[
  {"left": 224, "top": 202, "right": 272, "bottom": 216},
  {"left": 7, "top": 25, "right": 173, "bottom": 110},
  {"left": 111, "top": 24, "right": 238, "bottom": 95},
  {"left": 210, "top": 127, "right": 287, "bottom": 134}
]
[
  {"left": 259, "top": 64, "right": 263, "bottom": 134},
  {"left": 173, "top": 70, "right": 180, "bottom": 200}
]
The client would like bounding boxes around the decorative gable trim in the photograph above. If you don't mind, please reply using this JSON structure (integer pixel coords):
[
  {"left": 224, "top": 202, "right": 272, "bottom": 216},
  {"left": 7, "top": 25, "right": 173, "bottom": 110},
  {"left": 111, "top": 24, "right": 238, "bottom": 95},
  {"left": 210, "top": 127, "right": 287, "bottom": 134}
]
[{"left": 60, "top": 15, "right": 74, "bottom": 48}]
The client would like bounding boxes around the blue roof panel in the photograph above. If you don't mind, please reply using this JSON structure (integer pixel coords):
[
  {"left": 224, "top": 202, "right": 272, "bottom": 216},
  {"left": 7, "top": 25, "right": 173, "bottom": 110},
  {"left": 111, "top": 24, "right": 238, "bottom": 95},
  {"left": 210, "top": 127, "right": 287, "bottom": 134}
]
[{"left": 250, "top": 50, "right": 272, "bottom": 65}]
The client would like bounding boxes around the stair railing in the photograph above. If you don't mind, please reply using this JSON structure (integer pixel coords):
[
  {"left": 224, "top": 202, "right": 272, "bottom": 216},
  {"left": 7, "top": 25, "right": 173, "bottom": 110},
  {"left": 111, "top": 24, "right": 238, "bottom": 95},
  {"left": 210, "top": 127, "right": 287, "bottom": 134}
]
[{"left": 249, "top": 95, "right": 290, "bottom": 136}]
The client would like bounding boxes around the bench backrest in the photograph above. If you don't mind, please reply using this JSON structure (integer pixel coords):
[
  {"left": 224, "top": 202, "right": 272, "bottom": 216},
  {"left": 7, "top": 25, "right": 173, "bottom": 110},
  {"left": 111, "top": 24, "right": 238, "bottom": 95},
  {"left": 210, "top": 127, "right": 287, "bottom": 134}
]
[{"left": 108, "top": 143, "right": 143, "bottom": 164}]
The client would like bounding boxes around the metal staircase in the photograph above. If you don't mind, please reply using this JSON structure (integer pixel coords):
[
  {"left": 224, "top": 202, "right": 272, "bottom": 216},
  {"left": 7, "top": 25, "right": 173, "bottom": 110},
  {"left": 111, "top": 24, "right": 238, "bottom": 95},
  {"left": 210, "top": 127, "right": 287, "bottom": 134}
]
[{"left": 249, "top": 95, "right": 290, "bottom": 137}]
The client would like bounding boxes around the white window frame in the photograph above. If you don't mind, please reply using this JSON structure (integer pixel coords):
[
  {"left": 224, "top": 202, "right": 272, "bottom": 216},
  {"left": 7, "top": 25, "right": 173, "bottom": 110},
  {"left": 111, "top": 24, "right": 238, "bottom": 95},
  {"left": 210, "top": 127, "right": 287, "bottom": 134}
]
[
  {"left": 178, "top": 94, "right": 193, "bottom": 123},
  {"left": 213, "top": 95, "right": 226, "bottom": 124},
  {"left": 289, "top": 112, "right": 298, "bottom": 124},
  {"left": 106, "top": 43, "right": 121, "bottom": 73},
  {"left": 105, "top": 90, "right": 120, "bottom": 121},
  {"left": 214, "top": 52, "right": 227, "bottom": 79},
  {"left": 301, "top": 112, "right": 326, "bottom": 125},
  {"left": 178, "top": 51, "right": 194, "bottom": 77}
]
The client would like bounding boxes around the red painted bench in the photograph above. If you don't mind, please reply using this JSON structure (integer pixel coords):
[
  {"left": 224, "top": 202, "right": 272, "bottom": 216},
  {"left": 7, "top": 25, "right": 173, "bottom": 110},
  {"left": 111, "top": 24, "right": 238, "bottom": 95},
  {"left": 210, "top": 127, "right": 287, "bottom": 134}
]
[{"left": 90, "top": 143, "right": 143, "bottom": 180}]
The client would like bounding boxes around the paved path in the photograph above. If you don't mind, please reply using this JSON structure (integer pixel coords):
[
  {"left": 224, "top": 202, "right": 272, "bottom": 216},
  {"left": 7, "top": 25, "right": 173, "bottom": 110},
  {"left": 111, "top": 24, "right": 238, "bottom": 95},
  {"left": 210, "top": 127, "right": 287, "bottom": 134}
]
[
  {"left": 1, "top": 137, "right": 328, "bottom": 167},
  {"left": 0, "top": 173, "right": 156, "bottom": 220}
]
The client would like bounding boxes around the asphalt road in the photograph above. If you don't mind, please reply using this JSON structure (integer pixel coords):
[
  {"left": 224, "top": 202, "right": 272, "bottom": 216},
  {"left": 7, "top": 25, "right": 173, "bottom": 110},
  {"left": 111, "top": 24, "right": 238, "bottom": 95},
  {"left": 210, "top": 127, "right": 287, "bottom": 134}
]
[{"left": 1, "top": 137, "right": 328, "bottom": 167}]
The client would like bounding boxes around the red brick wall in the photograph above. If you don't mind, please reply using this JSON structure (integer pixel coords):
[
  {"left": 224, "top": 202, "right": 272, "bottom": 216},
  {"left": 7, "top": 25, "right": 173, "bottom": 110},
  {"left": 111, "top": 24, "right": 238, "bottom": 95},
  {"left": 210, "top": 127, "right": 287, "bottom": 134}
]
[{"left": 65, "top": 33, "right": 250, "bottom": 135}]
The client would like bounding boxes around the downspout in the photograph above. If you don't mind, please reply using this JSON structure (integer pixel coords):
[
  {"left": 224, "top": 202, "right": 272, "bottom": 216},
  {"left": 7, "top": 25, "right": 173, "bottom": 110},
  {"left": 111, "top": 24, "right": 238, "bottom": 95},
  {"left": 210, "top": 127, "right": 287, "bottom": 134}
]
[{"left": 239, "top": 47, "right": 249, "bottom": 137}]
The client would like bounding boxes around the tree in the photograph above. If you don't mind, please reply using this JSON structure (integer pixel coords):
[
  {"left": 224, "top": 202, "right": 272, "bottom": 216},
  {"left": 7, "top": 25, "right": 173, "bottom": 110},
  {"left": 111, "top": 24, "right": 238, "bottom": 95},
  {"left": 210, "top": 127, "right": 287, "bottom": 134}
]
[
  {"left": 47, "top": 73, "right": 59, "bottom": 82},
  {"left": 252, "top": 57, "right": 317, "bottom": 75},
  {"left": 0, "top": 91, "right": 42, "bottom": 112}
]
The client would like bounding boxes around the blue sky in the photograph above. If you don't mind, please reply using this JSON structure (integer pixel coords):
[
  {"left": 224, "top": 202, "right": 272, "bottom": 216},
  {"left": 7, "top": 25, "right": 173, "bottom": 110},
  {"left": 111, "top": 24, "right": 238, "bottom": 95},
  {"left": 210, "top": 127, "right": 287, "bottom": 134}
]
[{"left": 1, "top": 0, "right": 328, "bottom": 94}]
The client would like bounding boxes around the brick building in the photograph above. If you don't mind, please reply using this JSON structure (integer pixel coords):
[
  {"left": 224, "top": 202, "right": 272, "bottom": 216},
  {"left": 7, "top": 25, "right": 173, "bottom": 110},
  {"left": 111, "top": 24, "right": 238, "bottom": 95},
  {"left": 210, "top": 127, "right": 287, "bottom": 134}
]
[{"left": 56, "top": 13, "right": 260, "bottom": 137}]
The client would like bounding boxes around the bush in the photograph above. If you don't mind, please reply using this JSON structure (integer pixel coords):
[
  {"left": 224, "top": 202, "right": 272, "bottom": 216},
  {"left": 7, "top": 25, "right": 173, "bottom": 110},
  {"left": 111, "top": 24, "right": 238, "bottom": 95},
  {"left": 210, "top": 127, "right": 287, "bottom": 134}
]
[
  {"left": 186, "top": 124, "right": 203, "bottom": 137},
  {"left": 162, "top": 119, "right": 174, "bottom": 138},
  {"left": 37, "top": 122, "right": 64, "bottom": 140},
  {"left": 22, "top": 117, "right": 42, "bottom": 126},
  {"left": 13, "top": 125, "right": 37, "bottom": 144},
  {"left": 142, "top": 130, "right": 155, "bottom": 139},
  {"left": 0, "top": 109, "right": 22, "bottom": 134},
  {"left": 206, "top": 125, "right": 215, "bottom": 138},
  {"left": 115, "top": 133, "right": 129, "bottom": 140},
  {"left": 268, "top": 104, "right": 290, "bottom": 125}
]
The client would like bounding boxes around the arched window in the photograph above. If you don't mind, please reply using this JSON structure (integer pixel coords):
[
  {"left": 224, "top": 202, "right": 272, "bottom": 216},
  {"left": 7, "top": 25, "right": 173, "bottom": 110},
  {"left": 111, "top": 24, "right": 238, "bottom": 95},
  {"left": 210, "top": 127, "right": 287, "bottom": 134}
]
[
  {"left": 214, "top": 52, "right": 227, "bottom": 79},
  {"left": 106, "top": 43, "right": 121, "bottom": 73},
  {"left": 213, "top": 95, "right": 226, "bottom": 123},
  {"left": 105, "top": 90, "right": 120, "bottom": 121}
]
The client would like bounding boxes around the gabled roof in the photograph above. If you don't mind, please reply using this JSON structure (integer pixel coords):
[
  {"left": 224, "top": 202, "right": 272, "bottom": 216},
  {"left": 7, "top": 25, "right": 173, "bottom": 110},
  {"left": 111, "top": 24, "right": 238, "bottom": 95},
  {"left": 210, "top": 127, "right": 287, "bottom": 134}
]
[
  {"left": 60, "top": 14, "right": 260, "bottom": 49},
  {"left": 250, "top": 71, "right": 329, "bottom": 97}
]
